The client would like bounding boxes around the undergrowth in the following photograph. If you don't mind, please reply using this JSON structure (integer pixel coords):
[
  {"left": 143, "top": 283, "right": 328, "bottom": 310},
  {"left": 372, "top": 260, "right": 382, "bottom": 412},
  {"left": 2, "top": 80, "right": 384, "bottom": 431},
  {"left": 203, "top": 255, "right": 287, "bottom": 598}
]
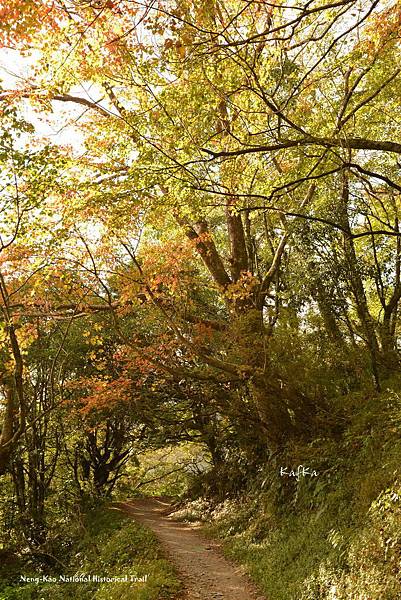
[
  {"left": 0, "top": 505, "right": 181, "bottom": 600},
  {"left": 177, "top": 386, "right": 401, "bottom": 600}
]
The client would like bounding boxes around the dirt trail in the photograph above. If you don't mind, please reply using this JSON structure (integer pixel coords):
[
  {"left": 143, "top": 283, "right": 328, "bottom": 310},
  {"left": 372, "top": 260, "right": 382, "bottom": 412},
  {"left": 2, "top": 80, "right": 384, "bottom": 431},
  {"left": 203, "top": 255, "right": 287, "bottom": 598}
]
[{"left": 112, "top": 498, "right": 266, "bottom": 600}]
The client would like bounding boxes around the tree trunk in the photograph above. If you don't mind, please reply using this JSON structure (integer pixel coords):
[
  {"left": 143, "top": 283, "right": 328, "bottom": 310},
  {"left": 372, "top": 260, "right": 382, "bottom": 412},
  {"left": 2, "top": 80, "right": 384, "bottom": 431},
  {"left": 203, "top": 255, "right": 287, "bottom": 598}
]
[
  {"left": 340, "top": 171, "right": 381, "bottom": 389},
  {"left": 380, "top": 311, "right": 400, "bottom": 372},
  {"left": 0, "top": 383, "right": 16, "bottom": 475}
]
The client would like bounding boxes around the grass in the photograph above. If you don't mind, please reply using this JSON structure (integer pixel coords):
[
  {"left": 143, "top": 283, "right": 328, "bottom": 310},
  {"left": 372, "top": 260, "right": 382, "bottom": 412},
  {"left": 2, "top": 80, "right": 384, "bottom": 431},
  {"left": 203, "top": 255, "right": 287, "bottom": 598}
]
[
  {"left": 193, "top": 387, "right": 401, "bottom": 600},
  {"left": 0, "top": 505, "right": 182, "bottom": 600}
]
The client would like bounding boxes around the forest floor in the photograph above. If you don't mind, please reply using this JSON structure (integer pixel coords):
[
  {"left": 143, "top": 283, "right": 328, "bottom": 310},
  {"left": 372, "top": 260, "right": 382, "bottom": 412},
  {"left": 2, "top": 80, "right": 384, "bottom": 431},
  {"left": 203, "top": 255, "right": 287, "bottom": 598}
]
[{"left": 112, "top": 498, "right": 266, "bottom": 600}]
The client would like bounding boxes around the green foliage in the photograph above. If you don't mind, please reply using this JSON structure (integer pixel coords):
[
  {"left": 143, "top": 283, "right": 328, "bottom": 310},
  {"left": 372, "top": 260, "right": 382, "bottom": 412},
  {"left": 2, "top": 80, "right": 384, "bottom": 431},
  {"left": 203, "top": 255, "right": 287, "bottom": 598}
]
[
  {"left": 3, "top": 3, "right": 401, "bottom": 599},
  {"left": 202, "top": 386, "right": 401, "bottom": 600},
  {"left": 0, "top": 506, "right": 181, "bottom": 600},
  {"left": 121, "top": 444, "right": 208, "bottom": 499}
]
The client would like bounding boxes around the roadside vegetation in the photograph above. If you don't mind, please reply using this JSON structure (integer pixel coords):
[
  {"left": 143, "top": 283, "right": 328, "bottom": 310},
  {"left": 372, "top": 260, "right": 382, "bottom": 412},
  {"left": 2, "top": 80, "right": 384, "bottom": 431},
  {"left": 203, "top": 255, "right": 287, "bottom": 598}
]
[
  {"left": 1, "top": 2, "right": 401, "bottom": 599},
  {"left": 174, "top": 386, "right": 401, "bottom": 599},
  {"left": 0, "top": 504, "right": 181, "bottom": 600}
]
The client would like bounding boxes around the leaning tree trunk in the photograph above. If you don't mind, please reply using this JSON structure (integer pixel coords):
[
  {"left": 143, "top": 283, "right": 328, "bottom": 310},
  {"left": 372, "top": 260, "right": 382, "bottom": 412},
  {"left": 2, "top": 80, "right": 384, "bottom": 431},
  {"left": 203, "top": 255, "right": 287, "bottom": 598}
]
[
  {"left": 0, "top": 382, "right": 17, "bottom": 475},
  {"left": 0, "top": 279, "right": 26, "bottom": 476}
]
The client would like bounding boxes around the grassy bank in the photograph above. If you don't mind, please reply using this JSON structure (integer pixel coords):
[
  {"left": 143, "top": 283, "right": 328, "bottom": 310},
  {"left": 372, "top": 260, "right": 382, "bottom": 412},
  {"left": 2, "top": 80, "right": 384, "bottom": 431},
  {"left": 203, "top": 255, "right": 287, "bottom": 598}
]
[
  {"left": 175, "top": 388, "right": 401, "bottom": 599},
  {"left": 0, "top": 504, "right": 181, "bottom": 600}
]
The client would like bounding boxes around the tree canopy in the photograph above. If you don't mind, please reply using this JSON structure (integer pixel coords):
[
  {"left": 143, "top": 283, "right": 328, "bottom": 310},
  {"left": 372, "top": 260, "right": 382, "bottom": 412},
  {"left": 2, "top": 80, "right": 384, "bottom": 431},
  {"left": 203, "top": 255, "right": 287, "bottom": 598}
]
[{"left": 1, "top": 0, "right": 401, "bottom": 514}]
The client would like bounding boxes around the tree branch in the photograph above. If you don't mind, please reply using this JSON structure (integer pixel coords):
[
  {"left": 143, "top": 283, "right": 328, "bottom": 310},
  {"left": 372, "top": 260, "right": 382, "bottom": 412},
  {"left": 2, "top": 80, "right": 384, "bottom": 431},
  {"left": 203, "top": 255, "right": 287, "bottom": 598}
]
[{"left": 202, "top": 136, "right": 401, "bottom": 159}]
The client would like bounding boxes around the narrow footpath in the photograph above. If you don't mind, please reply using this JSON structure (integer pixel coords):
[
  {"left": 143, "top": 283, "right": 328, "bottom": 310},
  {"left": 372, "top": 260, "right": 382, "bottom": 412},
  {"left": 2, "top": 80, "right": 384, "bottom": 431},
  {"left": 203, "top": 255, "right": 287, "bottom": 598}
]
[{"left": 112, "top": 498, "right": 266, "bottom": 600}]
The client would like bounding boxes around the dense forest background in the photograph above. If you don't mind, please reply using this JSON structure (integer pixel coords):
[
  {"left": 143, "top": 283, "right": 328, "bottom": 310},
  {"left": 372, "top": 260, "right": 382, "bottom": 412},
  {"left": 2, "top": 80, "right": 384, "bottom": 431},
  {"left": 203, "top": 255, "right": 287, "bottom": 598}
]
[{"left": 1, "top": 1, "right": 401, "bottom": 598}]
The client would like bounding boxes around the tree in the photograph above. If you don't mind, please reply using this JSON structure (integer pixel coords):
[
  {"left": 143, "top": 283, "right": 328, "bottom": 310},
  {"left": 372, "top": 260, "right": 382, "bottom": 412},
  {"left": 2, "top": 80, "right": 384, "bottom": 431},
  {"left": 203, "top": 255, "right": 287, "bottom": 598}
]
[
  {"left": 0, "top": 110, "right": 63, "bottom": 475},
  {"left": 2, "top": 0, "right": 401, "bottom": 450}
]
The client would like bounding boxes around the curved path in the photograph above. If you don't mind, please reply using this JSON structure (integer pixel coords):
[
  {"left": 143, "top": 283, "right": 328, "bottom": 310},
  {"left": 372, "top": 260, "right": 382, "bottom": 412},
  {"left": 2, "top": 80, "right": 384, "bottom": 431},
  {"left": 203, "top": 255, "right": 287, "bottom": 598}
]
[{"left": 112, "top": 498, "right": 266, "bottom": 600}]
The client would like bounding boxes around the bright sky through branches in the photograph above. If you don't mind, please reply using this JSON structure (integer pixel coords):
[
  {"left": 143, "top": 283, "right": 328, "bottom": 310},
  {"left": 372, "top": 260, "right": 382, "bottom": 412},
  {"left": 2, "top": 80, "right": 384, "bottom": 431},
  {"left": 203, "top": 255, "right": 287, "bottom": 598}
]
[{"left": 0, "top": 48, "right": 98, "bottom": 152}]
